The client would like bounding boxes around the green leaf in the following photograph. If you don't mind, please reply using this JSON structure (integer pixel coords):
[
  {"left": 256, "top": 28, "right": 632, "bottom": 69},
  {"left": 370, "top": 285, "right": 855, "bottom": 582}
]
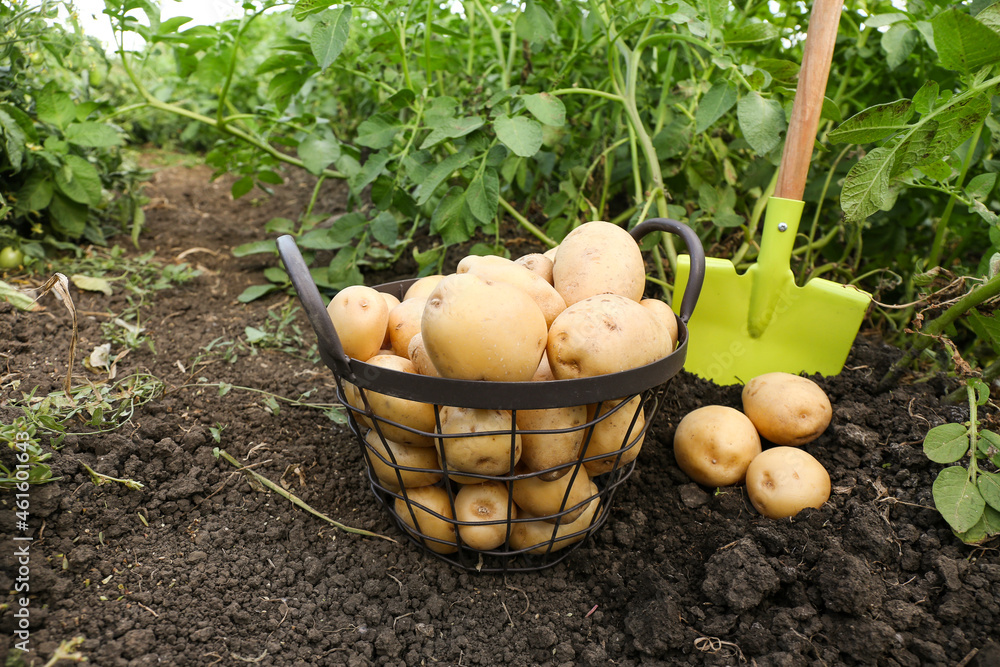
[
  {"left": 736, "top": 92, "right": 785, "bottom": 155},
  {"left": 231, "top": 176, "right": 254, "bottom": 199},
  {"left": 238, "top": 284, "right": 282, "bottom": 303},
  {"left": 919, "top": 160, "right": 952, "bottom": 182},
  {"left": 979, "top": 470, "right": 1000, "bottom": 512},
  {"left": 356, "top": 113, "right": 400, "bottom": 150},
  {"left": 882, "top": 24, "right": 918, "bottom": 70},
  {"left": 841, "top": 146, "right": 897, "bottom": 222},
  {"left": 979, "top": 430, "right": 1000, "bottom": 466},
  {"left": 933, "top": 8, "right": 1000, "bottom": 76},
  {"left": 431, "top": 186, "right": 471, "bottom": 245},
  {"left": 420, "top": 116, "right": 485, "bottom": 150},
  {"left": 415, "top": 148, "right": 477, "bottom": 205},
  {"left": 370, "top": 210, "right": 398, "bottom": 246},
  {"left": 923, "top": 423, "right": 971, "bottom": 463},
  {"left": 933, "top": 466, "right": 986, "bottom": 534},
  {"left": 348, "top": 150, "right": 391, "bottom": 194},
  {"left": 978, "top": 2, "right": 1000, "bottom": 32},
  {"left": 326, "top": 247, "right": 364, "bottom": 288},
  {"left": 0, "top": 279, "right": 41, "bottom": 311},
  {"left": 864, "top": 13, "right": 909, "bottom": 28},
  {"left": 293, "top": 0, "right": 334, "bottom": 20},
  {"left": 232, "top": 240, "right": 278, "bottom": 257},
  {"left": 298, "top": 134, "right": 341, "bottom": 175},
  {"left": 494, "top": 115, "right": 543, "bottom": 158},
  {"left": 515, "top": 1, "right": 554, "bottom": 43},
  {"left": 311, "top": 5, "right": 352, "bottom": 70},
  {"left": 70, "top": 275, "right": 113, "bottom": 296},
  {"left": 955, "top": 505, "right": 1000, "bottom": 543},
  {"left": 55, "top": 155, "right": 102, "bottom": 206},
  {"left": 893, "top": 95, "right": 990, "bottom": 175},
  {"left": 35, "top": 83, "right": 75, "bottom": 130},
  {"left": 15, "top": 174, "right": 53, "bottom": 213},
  {"left": 48, "top": 193, "right": 88, "bottom": 238},
  {"left": 0, "top": 109, "right": 26, "bottom": 171},
  {"left": 725, "top": 22, "right": 778, "bottom": 44},
  {"left": 967, "top": 172, "right": 997, "bottom": 199},
  {"left": 829, "top": 100, "right": 914, "bottom": 144},
  {"left": 258, "top": 170, "right": 284, "bottom": 186},
  {"left": 523, "top": 93, "right": 566, "bottom": 127},
  {"left": 64, "top": 122, "right": 123, "bottom": 148},
  {"left": 696, "top": 81, "right": 737, "bottom": 133},
  {"left": 913, "top": 81, "right": 939, "bottom": 115},
  {"left": 466, "top": 167, "right": 500, "bottom": 223},
  {"left": 703, "top": 0, "right": 728, "bottom": 28}
]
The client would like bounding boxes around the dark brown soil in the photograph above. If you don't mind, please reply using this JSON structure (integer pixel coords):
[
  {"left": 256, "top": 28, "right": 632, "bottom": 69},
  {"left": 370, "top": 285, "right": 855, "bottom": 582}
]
[{"left": 2, "top": 158, "right": 1000, "bottom": 667}]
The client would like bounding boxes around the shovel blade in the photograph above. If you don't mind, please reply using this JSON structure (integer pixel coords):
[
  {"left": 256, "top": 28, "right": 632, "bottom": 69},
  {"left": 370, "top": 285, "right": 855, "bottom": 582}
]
[{"left": 674, "top": 255, "right": 870, "bottom": 385}]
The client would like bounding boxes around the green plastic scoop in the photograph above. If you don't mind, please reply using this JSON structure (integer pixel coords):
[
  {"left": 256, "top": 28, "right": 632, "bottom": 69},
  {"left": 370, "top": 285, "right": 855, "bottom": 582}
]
[{"left": 673, "top": 0, "right": 870, "bottom": 385}]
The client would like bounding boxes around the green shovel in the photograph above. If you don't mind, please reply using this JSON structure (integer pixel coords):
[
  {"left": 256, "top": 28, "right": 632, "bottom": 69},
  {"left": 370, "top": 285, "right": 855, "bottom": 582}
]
[{"left": 672, "top": 0, "right": 870, "bottom": 386}]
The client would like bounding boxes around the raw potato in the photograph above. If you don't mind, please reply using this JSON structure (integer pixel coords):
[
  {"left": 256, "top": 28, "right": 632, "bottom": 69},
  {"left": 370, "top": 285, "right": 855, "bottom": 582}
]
[
  {"left": 363, "top": 430, "right": 442, "bottom": 490},
  {"left": 516, "top": 405, "right": 587, "bottom": 480},
  {"left": 582, "top": 396, "right": 645, "bottom": 475},
  {"left": 403, "top": 274, "right": 445, "bottom": 301},
  {"left": 745, "top": 446, "right": 831, "bottom": 519},
  {"left": 514, "top": 253, "right": 554, "bottom": 285},
  {"left": 356, "top": 355, "right": 436, "bottom": 447},
  {"left": 512, "top": 469, "right": 595, "bottom": 524},
  {"left": 395, "top": 485, "right": 458, "bottom": 554},
  {"left": 341, "top": 380, "right": 372, "bottom": 429},
  {"left": 380, "top": 292, "right": 401, "bottom": 348},
  {"left": 454, "top": 481, "right": 516, "bottom": 550},
  {"left": 532, "top": 354, "right": 555, "bottom": 381},
  {"left": 640, "top": 298, "right": 679, "bottom": 350},
  {"left": 552, "top": 221, "right": 645, "bottom": 306},
  {"left": 547, "top": 294, "right": 672, "bottom": 379},
  {"left": 387, "top": 298, "right": 426, "bottom": 358},
  {"left": 421, "top": 273, "right": 547, "bottom": 381},
  {"left": 509, "top": 496, "right": 601, "bottom": 554},
  {"left": 673, "top": 405, "right": 762, "bottom": 487},
  {"left": 543, "top": 246, "right": 559, "bottom": 263},
  {"left": 407, "top": 333, "right": 440, "bottom": 377},
  {"left": 457, "top": 254, "right": 566, "bottom": 327},
  {"left": 326, "top": 285, "right": 389, "bottom": 361},
  {"left": 742, "top": 372, "right": 833, "bottom": 446},
  {"left": 437, "top": 406, "right": 522, "bottom": 482}
]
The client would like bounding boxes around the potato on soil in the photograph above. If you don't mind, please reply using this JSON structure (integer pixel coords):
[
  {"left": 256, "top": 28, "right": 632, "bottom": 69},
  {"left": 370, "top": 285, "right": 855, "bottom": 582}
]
[
  {"left": 407, "top": 333, "right": 440, "bottom": 377},
  {"left": 512, "top": 468, "right": 595, "bottom": 524},
  {"left": 454, "top": 481, "right": 516, "bottom": 551},
  {"left": 437, "top": 406, "right": 522, "bottom": 482},
  {"left": 742, "top": 372, "right": 833, "bottom": 446},
  {"left": 640, "top": 298, "right": 679, "bottom": 350},
  {"left": 516, "top": 405, "right": 587, "bottom": 481},
  {"left": 745, "top": 446, "right": 831, "bottom": 519},
  {"left": 326, "top": 285, "right": 389, "bottom": 361},
  {"left": 403, "top": 274, "right": 445, "bottom": 301},
  {"left": 514, "top": 253, "right": 554, "bottom": 285},
  {"left": 547, "top": 294, "right": 672, "bottom": 379},
  {"left": 394, "top": 485, "right": 458, "bottom": 554},
  {"left": 421, "top": 273, "right": 547, "bottom": 381},
  {"left": 363, "top": 430, "right": 442, "bottom": 490},
  {"left": 387, "top": 298, "right": 426, "bottom": 358},
  {"left": 509, "top": 495, "right": 601, "bottom": 555},
  {"left": 582, "top": 396, "right": 645, "bottom": 475},
  {"left": 552, "top": 221, "right": 645, "bottom": 306},
  {"left": 673, "top": 405, "right": 761, "bottom": 487},
  {"left": 457, "top": 254, "right": 566, "bottom": 328},
  {"left": 355, "top": 355, "right": 436, "bottom": 447}
]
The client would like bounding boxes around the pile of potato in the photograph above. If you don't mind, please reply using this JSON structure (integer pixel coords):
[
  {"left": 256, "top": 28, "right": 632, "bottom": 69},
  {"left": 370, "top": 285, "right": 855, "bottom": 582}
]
[
  {"left": 324, "top": 221, "right": 679, "bottom": 554},
  {"left": 673, "top": 372, "right": 833, "bottom": 519}
]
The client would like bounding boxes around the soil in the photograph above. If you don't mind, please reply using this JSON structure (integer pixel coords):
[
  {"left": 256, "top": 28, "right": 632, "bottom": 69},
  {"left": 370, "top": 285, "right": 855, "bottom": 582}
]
[{"left": 2, "top": 157, "right": 1000, "bottom": 667}]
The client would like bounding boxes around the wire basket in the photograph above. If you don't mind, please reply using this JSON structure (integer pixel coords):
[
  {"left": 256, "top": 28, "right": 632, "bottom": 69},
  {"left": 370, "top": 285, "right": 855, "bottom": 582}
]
[{"left": 277, "top": 219, "right": 705, "bottom": 572}]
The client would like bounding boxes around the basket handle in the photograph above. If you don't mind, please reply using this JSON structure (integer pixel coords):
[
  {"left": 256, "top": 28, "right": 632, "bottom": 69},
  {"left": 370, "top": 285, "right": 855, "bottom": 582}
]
[
  {"left": 276, "top": 235, "right": 356, "bottom": 381},
  {"left": 630, "top": 218, "right": 705, "bottom": 324}
]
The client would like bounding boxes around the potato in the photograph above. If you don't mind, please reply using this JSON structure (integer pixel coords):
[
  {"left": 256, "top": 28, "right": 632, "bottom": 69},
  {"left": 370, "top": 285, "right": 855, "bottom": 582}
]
[
  {"left": 407, "top": 333, "right": 440, "bottom": 377},
  {"left": 437, "top": 406, "right": 522, "bottom": 482},
  {"left": 543, "top": 246, "right": 559, "bottom": 263},
  {"left": 380, "top": 292, "right": 401, "bottom": 348},
  {"left": 516, "top": 405, "right": 587, "bottom": 481},
  {"left": 640, "top": 298, "right": 678, "bottom": 351},
  {"left": 341, "top": 380, "right": 372, "bottom": 429},
  {"left": 394, "top": 485, "right": 458, "bottom": 554},
  {"left": 745, "top": 446, "right": 831, "bottom": 519},
  {"left": 742, "top": 372, "right": 833, "bottom": 446},
  {"left": 403, "top": 274, "right": 445, "bottom": 301},
  {"left": 363, "top": 430, "right": 442, "bottom": 490},
  {"left": 514, "top": 253, "right": 554, "bottom": 285},
  {"left": 552, "top": 221, "right": 645, "bottom": 306},
  {"left": 547, "top": 294, "right": 672, "bottom": 379},
  {"left": 582, "top": 396, "right": 645, "bottom": 475},
  {"left": 673, "top": 405, "right": 762, "bottom": 487},
  {"left": 421, "top": 273, "right": 547, "bottom": 381},
  {"left": 326, "top": 285, "right": 389, "bottom": 361},
  {"left": 532, "top": 354, "right": 555, "bottom": 381},
  {"left": 358, "top": 355, "right": 436, "bottom": 447},
  {"left": 509, "top": 495, "right": 601, "bottom": 554},
  {"left": 457, "top": 254, "right": 566, "bottom": 328},
  {"left": 454, "top": 481, "right": 516, "bottom": 551},
  {"left": 512, "top": 468, "right": 595, "bottom": 524},
  {"left": 387, "top": 298, "right": 426, "bottom": 358}
]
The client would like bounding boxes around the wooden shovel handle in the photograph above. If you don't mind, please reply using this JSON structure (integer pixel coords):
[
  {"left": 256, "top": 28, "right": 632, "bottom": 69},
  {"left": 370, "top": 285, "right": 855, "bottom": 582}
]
[{"left": 774, "top": 0, "right": 843, "bottom": 201}]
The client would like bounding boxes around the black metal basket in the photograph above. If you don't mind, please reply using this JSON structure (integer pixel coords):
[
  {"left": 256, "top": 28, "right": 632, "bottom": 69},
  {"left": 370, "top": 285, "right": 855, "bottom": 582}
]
[{"left": 277, "top": 219, "right": 705, "bottom": 572}]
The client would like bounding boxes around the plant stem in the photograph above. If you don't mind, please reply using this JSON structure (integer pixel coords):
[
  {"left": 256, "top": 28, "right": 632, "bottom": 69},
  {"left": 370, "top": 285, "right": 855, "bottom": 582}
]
[
  {"left": 928, "top": 119, "right": 985, "bottom": 268},
  {"left": 499, "top": 198, "right": 556, "bottom": 247}
]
